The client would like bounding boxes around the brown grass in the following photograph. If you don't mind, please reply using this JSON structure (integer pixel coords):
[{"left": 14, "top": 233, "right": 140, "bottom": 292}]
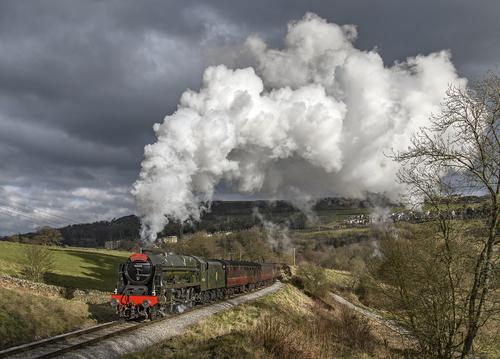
[
  {"left": 251, "top": 305, "right": 376, "bottom": 359},
  {"left": 252, "top": 315, "right": 317, "bottom": 358},
  {"left": 0, "top": 287, "right": 95, "bottom": 348}
]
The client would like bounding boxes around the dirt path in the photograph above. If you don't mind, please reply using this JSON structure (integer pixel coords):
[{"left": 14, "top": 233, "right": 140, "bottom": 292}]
[{"left": 60, "top": 282, "right": 283, "bottom": 359}]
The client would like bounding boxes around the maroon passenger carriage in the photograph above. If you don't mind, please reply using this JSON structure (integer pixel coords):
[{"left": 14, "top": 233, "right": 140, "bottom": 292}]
[{"left": 221, "top": 260, "right": 279, "bottom": 295}]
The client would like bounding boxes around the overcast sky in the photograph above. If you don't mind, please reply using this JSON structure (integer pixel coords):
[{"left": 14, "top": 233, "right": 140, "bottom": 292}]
[{"left": 0, "top": 0, "right": 499, "bottom": 235}]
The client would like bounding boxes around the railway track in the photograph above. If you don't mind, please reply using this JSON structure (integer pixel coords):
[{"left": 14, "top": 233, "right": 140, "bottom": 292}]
[
  {"left": 0, "top": 320, "right": 145, "bottom": 359},
  {"left": 0, "top": 282, "right": 280, "bottom": 359}
]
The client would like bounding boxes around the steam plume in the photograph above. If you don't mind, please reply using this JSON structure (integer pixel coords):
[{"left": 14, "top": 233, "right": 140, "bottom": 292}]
[
  {"left": 133, "top": 13, "right": 466, "bottom": 240},
  {"left": 253, "top": 208, "right": 291, "bottom": 251}
]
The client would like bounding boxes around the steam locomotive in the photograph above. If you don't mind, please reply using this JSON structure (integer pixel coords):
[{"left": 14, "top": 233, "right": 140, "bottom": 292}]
[{"left": 110, "top": 250, "right": 280, "bottom": 320}]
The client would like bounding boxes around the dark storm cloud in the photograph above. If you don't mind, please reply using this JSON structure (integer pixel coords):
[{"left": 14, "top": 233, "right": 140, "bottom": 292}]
[
  {"left": 0, "top": 0, "right": 498, "bottom": 235},
  {"left": 208, "top": 0, "right": 500, "bottom": 75}
]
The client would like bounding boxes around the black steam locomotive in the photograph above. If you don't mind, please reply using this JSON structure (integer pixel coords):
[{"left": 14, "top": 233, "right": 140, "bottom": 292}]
[{"left": 110, "top": 250, "right": 279, "bottom": 319}]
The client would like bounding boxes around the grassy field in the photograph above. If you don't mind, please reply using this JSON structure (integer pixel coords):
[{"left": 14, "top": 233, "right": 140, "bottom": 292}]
[
  {"left": 294, "top": 226, "right": 370, "bottom": 240},
  {"left": 0, "top": 241, "right": 130, "bottom": 291}
]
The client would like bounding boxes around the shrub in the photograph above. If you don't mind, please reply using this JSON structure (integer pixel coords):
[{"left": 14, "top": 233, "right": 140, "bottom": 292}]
[
  {"left": 295, "top": 263, "right": 330, "bottom": 298},
  {"left": 251, "top": 307, "right": 376, "bottom": 358},
  {"left": 329, "top": 306, "right": 374, "bottom": 353},
  {"left": 252, "top": 316, "right": 312, "bottom": 359},
  {"left": 353, "top": 273, "right": 385, "bottom": 308}
]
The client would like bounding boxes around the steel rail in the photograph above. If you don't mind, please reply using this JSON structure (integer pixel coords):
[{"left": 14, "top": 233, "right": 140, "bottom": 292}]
[{"left": 0, "top": 321, "right": 120, "bottom": 358}]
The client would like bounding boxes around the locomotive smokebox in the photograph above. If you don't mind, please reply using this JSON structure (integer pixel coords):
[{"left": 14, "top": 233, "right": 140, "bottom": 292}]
[{"left": 124, "top": 253, "right": 153, "bottom": 285}]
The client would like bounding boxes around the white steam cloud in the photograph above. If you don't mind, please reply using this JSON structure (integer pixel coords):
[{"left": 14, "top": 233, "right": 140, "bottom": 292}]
[
  {"left": 253, "top": 209, "right": 292, "bottom": 251},
  {"left": 132, "top": 13, "right": 466, "bottom": 240}
]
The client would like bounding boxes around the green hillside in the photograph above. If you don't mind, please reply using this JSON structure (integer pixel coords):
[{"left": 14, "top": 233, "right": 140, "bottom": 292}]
[{"left": 0, "top": 241, "right": 130, "bottom": 291}]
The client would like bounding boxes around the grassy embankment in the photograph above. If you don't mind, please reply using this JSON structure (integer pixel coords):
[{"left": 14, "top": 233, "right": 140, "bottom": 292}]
[
  {"left": 0, "top": 241, "right": 130, "bottom": 349},
  {"left": 125, "top": 267, "right": 410, "bottom": 359},
  {"left": 0, "top": 287, "right": 94, "bottom": 348}
]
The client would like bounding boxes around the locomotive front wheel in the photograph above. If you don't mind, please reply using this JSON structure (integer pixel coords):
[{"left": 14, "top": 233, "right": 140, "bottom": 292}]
[{"left": 148, "top": 307, "right": 159, "bottom": 320}]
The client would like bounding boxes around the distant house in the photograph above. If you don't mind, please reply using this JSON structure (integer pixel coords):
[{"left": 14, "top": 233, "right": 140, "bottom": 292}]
[
  {"left": 158, "top": 235, "right": 178, "bottom": 244},
  {"left": 105, "top": 240, "right": 122, "bottom": 250}
]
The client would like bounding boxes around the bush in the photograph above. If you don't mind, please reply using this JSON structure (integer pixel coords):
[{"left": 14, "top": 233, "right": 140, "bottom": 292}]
[
  {"left": 295, "top": 263, "right": 330, "bottom": 298},
  {"left": 329, "top": 306, "right": 374, "bottom": 353},
  {"left": 353, "top": 273, "right": 385, "bottom": 308},
  {"left": 251, "top": 307, "right": 375, "bottom": 358},
  {"left": 252, "top": 315, "right": 313, "bottom": 359}
]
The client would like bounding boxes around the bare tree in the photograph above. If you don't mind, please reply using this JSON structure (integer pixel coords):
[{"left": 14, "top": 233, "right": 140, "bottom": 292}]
[
  {"left": 391, "top": 71, "right": 499, "bottom": 357},
  {"left": 23, "top": 244, "right": 54, "bottom": 282},
  {"left": 377, "top": 223, "right": 472, "bottom": 358},
  {"left": 32, "top": 227, "right": 63, "bottom": 245}
]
